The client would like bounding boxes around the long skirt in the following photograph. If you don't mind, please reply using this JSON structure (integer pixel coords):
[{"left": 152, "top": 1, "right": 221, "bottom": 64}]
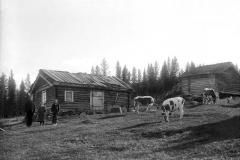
[
  {"left": 52, "top": 113, "right": 58, "bottom": 124},
  {"left": 26, "top": 111, "right": 33, "bottom": 127}
]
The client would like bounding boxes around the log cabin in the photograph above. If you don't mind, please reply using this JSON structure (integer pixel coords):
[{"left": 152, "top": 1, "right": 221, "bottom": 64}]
[
  {"left": 180, "top": 62, "right": 240, "bottom": 96},
  {"left": 29, "top": 69, "right": 133, "bottom": 114}
]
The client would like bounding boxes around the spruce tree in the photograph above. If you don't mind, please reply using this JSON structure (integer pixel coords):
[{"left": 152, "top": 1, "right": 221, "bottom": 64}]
[
  {"left": 100, "top": 58, "right": 109, "bottom": 76},
  {"left": 136, "top": 69, "right": 142, "bottom": 95},
  {"left": 0, "top": 73, "right": 8, "bottom": 118},
  {"left": 127, "top": 71, "right": 131, "bottom": 84},
  {"left": 167, "top": 57, "right": 171, "bottom": 75},
  {"left": 170, "top": 56, "right": 179, "bottom": 87},
  {"left": 95, "top": 65, "right": 101, "bottom": 75},
  {"left": 142, "top": 68, "right": 148, "bottom": 95},
  {"left": 18, "top": 80, "right": 26, "bottom": 116},
  {"left": 91, "top": 66, "right": 95, "bottom": 75},
  {"left": 185, "top": 62, "right": 190, "bottom": 72},
  {"left": 137, "top": 69, "right": 142, "bottom": 83},
  {"left": 190, "top": 61, "right": 196, "bottom": 71},
  {"left": 115, "top": 61, "right": 121, "bottom": 79},
  {"left": 122, "top": 65, "right": 128, "bottom": 83},
  {"left": 131, "top": 67, "right": 137, "bottom": 84},
  {"left": 161, "top": 61, "right": 169, "bottom": 93},
  {"left": 154, "top": 61, "right": 160, "bottom": 80},
  {"left": 147, "top": 63, "right": 155, "bottom": 95},
  {"left": 7, "top": 70, "right": 16, "bottom": 117},
  {"left": 24, "top": 73, "right": 31, "bottom": 93},
  {"left": 24, "top": 73, "right": 31, "bottom": 101},
  {"left": 15, "top": 89, "right": 20, "bottom": 117}
]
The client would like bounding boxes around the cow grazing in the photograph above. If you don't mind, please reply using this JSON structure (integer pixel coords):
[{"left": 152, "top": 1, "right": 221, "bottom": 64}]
[
  {"left": 133, "top": 96, "right": 155, "bottom": 113},
  {"left": 203, "top": 88, "right": 217, "bottom": 105},
  {"left": 161, "top": 97, "right": 185, "bottom": 122}
]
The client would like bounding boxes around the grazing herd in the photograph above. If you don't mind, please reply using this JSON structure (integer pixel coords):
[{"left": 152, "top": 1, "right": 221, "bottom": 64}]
[
  {"left": 133, "top": 88, "right": 219, "bottom": 122},
  {"left": 133, "top": 95, "right": 185, "bottom": 122}
]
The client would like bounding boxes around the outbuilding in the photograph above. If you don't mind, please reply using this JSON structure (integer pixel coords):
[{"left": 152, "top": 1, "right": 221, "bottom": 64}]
[
  {"left": 180, "top": 62, "right": 240, "bottom": 96},
  {"left": 29, "top": 69, "right": 133, "bottom": 113}
]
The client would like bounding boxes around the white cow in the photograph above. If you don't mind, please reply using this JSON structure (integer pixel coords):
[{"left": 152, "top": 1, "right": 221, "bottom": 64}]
[
  {"left": 133, "top": 96, "right": 155, "bottom": 113},
  {"left": 161, "top": 97, "right": 185, "bottom": 122}
]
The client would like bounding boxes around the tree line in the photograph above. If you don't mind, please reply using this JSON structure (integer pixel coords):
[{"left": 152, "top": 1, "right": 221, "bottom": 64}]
[
  {"left": 91, "top": 57, "right": 201, "bottom": 99},
  {"left": 91, "top": 58, "right": 240, "bottom": 99},
  {"left": 0, "top": 71, "right": 31, "bottom": 118}
]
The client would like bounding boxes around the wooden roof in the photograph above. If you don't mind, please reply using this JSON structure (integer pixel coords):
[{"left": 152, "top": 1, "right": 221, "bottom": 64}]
[
  {"left": 180, "top": 62, "right": 237, "bottom": 77},
  {"left": 30, "top": 69, "right": 133, "bottom": 93}
]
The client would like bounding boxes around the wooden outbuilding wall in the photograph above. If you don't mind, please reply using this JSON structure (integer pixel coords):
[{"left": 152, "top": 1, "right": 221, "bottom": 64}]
[
  {"left": 181, "top": 74, "right": 216, "bottom": 96},
  {"left": 217, "top": 67, "right": 240, "bottom": 94},
  {"left": 33, "top": 85, "right": 131, "bottom": 112},
  {"left": 181, "top": 67, "right": 240, "bottom": 96}
]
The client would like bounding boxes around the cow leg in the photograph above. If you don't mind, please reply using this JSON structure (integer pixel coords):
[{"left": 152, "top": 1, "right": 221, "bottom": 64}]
[
  {"left": 146, "top": 103, "right": 153, "bottom": 112},
  {"left": 146, "top": 103, "right": 149, "bottom": 112},
  {"left": 136, "top": 104, "right": 139, "bottom": 113},
  {"left": 165, "top": 111, "right": 170, "bottom": 122}
]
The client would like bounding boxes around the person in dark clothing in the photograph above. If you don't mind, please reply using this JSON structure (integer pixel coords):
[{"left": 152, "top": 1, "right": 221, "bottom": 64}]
[
  {"left": 51, "top": 99, "right": 60, "bottom": 126},
  {"left": 37, "top": 103, "right": 46, "bottom": 126},
  {"left": 25, "top": 96, "right": 35, "bottom": 127}
]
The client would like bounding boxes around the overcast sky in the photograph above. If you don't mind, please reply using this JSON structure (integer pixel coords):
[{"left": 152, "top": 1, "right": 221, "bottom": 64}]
[{"left": 1, "top": 0, "right": 240, "bottom": 87}]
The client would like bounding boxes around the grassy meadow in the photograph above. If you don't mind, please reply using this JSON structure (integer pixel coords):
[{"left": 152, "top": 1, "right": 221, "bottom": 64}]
[{"left": 0, "top": 99, "right": 240, "bottom": 160}]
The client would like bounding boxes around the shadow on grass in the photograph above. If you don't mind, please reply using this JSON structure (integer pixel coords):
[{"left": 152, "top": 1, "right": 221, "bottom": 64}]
[
  {"left": 99, "top": 114, "right": 126, "bottom": 120},
  {"left": 221, "top": 103, "right": 240, "bottom": 108},
  {"left": 119, "top": 122, "right": 160, "bottom": 130},
  {"left": 153, "top": 115, "right": 240, "bottom": 157},
  {"left": 24, "top": 127, "right": 57, "bottom": 134},
  {"left": 181, "top": 113, "right": 202, "bottom": 118},
  {"left": 0, "top": 121, "right": 23, "bottom": 129}
]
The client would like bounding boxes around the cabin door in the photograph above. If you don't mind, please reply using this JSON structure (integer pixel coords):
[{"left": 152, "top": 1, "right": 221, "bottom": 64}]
[{"left": 91, "top": 91, "right": 104, "bottom": 111}]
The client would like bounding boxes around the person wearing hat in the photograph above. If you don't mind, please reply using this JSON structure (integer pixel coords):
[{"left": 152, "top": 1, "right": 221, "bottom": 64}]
[{"left": 51, "top": 98, "right": 60, "bottom": 126}]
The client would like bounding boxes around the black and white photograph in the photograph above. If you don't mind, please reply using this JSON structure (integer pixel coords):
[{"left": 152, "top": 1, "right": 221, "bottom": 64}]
[{"left": 1, "top": 0, "right": 240, "bottom": 159}]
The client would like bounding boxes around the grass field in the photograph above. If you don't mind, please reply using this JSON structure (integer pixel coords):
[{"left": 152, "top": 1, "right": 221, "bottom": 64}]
[{"left": 0, "top": 99, "right": 240, "bottom": 160}]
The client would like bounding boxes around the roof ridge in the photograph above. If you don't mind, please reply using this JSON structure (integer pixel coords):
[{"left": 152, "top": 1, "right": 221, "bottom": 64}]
[
  {"left": 195, "top": 62, "right": 232, "bottom": 68},
  {"left": 180, "top": 62, "right": 234, "bottom": 77},
  {"left": 40, "top": 69, "right": 70, "bottom": 73}
]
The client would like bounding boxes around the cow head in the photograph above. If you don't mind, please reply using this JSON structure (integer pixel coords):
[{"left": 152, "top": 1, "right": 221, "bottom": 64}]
[
  {"left": 162, "top": 111, "right": 170, "bottom": 122},
  {"left": 161, "top": 104, "right": 171, "bottom": 122}
]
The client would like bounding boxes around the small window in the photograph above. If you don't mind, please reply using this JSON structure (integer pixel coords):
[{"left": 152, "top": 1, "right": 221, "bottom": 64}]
[
  {"left": 42, "top": 91, "right": 46, "bottom": 104},
  {"left": 65, "top": 91, "right": 74, "bottom": 102}
]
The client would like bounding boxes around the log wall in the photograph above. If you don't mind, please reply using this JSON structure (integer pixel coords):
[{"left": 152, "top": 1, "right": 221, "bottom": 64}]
[
  {"left": 217, "top": 68, "right": 240, "bottom": 94},
  {"left": 33, "top": 85, "right": 131, "bottom": 112},
  {"left": 181, "top": 74, "right": 216, "bottom": 95},
  {"left": 181, "top": 78, "right": 189, "bottom": 95},
  {"left": 104, "top": 91, "right": 129, "bottom": 107},
  {"left": 56, "top": 86, "right": 90, "bottom": 111},
  {"left": 34, "top": 86, "right": 55, "bottom": 109}
]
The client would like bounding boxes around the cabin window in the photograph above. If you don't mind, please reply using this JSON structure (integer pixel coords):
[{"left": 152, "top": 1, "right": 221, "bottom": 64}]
[
  {"left": 42, "top": 91, "right": 46, "bottom": 104},
  {"left": 65, "top": 91, "right": 74, "bottom": 102}
]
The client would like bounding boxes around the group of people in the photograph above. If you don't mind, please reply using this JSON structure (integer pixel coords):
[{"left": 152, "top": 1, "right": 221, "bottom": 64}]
[{"left": 25, "top": 97, "right": 60, "bottom": 127}]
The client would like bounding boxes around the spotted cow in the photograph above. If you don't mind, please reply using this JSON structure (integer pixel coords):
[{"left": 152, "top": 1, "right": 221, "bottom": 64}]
[
  {"left": 161, "top": 97, "right": 185, "bottom": 122},
  {"left": 203, "top": 88, "right": 217, "bottom": 105},
  {"left": 133, "top": 96, "right": 155, "bottom": 113}
]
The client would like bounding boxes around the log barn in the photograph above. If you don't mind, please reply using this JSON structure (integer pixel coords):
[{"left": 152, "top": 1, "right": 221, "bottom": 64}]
[
  {"left": 29, "top": 69, "right": 133, "bottom": 113},
  {"left": 180, "top": 62, "right": 240, "bottom": 96}
]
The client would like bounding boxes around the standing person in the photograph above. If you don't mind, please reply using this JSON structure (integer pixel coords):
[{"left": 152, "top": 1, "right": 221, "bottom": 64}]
[
  {"left": 25, "top": 95, "right": 35, "bottom": 127},
  {"left": 51, "top": 98, "right": 60, "bottom": 126},
  {"left": 37, "top": 103, "right": 46, "bottom": 126}
]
